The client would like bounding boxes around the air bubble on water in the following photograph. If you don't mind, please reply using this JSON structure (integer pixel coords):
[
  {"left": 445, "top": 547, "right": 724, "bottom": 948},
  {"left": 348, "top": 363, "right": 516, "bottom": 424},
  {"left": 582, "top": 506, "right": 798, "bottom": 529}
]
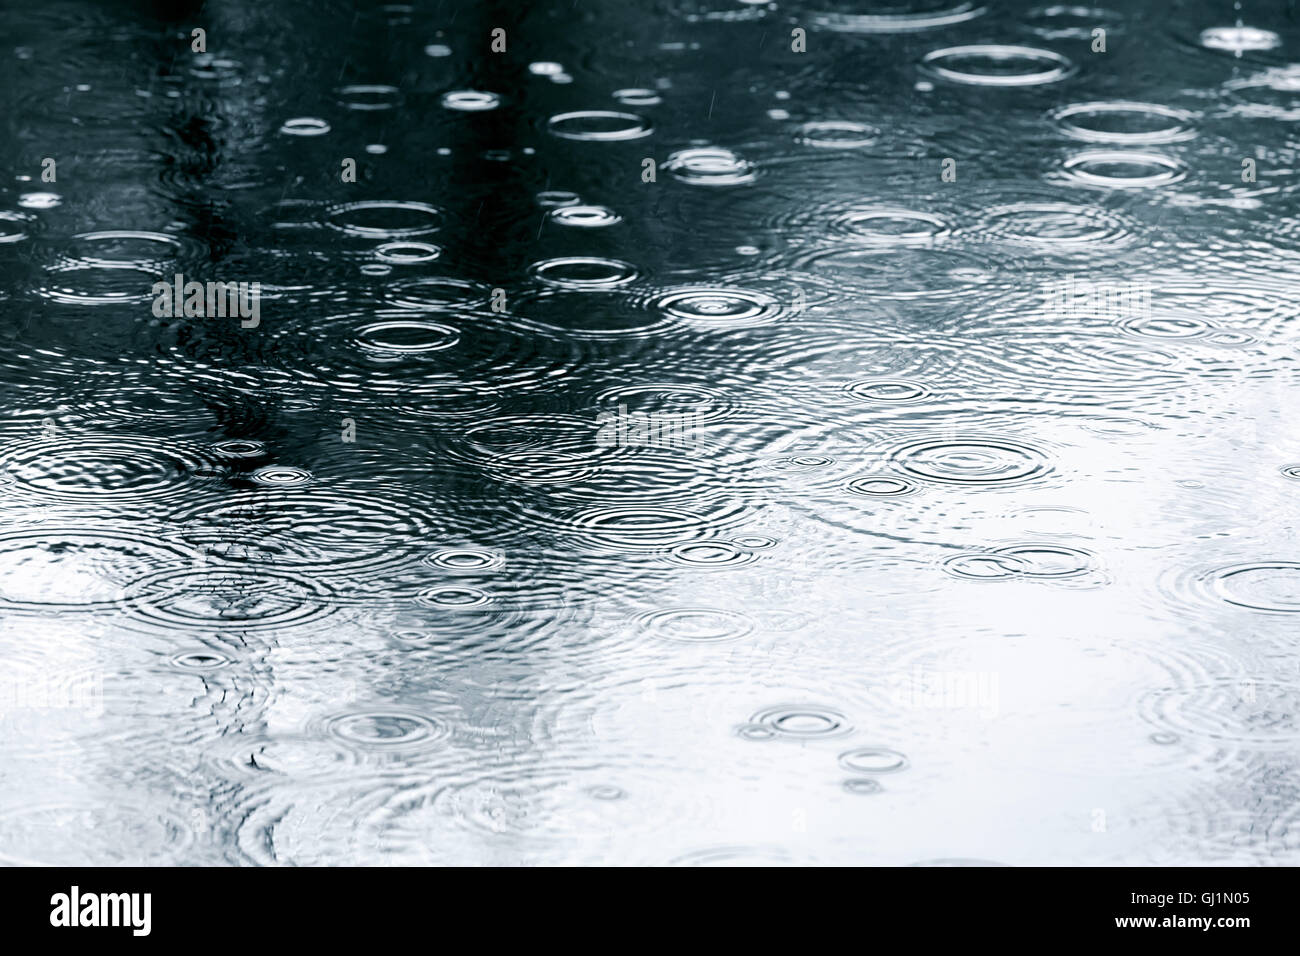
[
  {"left": 336, "top": 84, "right": 402, "bottom": 110},
  {"left": 279, "top": 116, "right": 331, "bottom": 136},
  {"left": 211, "top": 440, "right": 266, "bottom": 460},
  {"left": 1060, "top": 150, "right": 1188, "bottom": 188},
  {"left": 528, "top": 256, "right": 639, "bottom": 288},
  {"left": 1200, "top": 26, "right": 1281, "bottom": 53},
  {"left": 813, "top": 3, "right": 988, "bottom": 34},
  {"left": 374, "top": 241, "right": 441, "bottom": 263},
  {"left": 546, "top": 110, "right": 653, "bottom": 141},
  {"left": 746, "top": 705, "right": 853, "bottom": 739},
  {"left": 250, "top": 466, "right": 314, "bottom": 487},
  {"left": 416, "top": 585, "right": 492, "bottom": 608},
  {"left": 653, "top": 287, "right": 782, "bottom": 326},
  {"left": 844, "top": 379, "right": 931, "bottom": 403},
  {"left": 535, "top": 190, "right": 582, "bottom": 207},
  {"left": 440, "top": 90, "right": 500, "bottom": 111},
  {"left": 325, "top": 709, "right": 451, "bottom": 751},
  {"left": 613, "top": 88, "right": 662, "bottom": 106},
  {"left": 423, "top": 548, "right": 505, "bottom": 572},
  {"left": 795, "top": 120, "right": 880, "bottom": 148},
  {"left": 548, "top": 205, "right": 623, "bottom": 228},
  {"left": 664, "top": 146, "right": 757, "bottom": 185},
  {"left": 18, "top": 192, "right": 60, "bottom": 209},
  {"left": 170, "top": 651, "right": 232, "bottom": 672},
  {"left": 1050, "top": 101, "right": 1197, "bottom": 144},
  {"left": 920, "top": 44, "right": 1075, "bottom": 86},
  {"left": 845, "top": 475, "right": 920, "bottom": 498},
  {"left": 356, "top": 319, "right": 461, "bottom": 354},
  {"left": 840, "top": 748, "right": 909, "bottom": 774},
  {"left": 325, "top": 200, "right": 444, "bottom": 238}
]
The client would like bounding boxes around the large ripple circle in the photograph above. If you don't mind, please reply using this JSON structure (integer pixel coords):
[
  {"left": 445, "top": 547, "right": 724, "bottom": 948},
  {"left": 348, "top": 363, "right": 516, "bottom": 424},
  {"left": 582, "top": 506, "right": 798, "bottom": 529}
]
[
  {"left": 920, "top": 44, "right": 1075, "bottom": 86},
  {"left": 546, "top": 110, "right": 653, "bottom": 141},
  {"left": 891, "top": 437, "right": 1052, "bottom": 486}
]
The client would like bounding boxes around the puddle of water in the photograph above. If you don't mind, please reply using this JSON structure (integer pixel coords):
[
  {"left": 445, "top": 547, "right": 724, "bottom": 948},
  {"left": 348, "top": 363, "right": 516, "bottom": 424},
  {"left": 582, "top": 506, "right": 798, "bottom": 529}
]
[{"left": 1, "top": 0, "right": 1299, "bottom": 866}]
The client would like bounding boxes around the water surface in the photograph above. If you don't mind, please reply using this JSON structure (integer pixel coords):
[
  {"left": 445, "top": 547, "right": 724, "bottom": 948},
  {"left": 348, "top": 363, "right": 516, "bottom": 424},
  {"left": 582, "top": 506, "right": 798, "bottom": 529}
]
[{"left": 1, "top": 0, "right": 1299, "bottom": 865}]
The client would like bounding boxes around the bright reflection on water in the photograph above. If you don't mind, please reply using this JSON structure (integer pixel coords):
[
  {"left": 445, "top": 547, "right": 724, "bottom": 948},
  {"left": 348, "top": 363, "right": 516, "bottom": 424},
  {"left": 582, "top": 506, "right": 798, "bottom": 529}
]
[{"left": 1, "top": 0, "right": 1299, "bottom": 866}]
